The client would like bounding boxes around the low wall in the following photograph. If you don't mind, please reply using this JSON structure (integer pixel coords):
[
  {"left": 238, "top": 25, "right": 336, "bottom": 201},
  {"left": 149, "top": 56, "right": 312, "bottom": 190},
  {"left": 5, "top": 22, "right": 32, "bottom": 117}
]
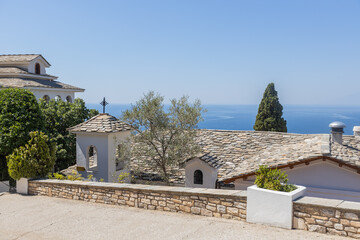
[
  {"left": 293, "top": 197, "right": 360, "bottom": 238},
  {"left": 28, "top": 180, "right": 360, "bottom": 239},
  {"left": 28, "top": 179, "right": 247, "bottom": 221}
]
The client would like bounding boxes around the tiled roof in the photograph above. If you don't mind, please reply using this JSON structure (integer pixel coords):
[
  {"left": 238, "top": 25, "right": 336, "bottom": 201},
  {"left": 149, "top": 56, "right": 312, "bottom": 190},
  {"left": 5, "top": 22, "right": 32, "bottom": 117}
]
[
  {"left": 0, "top": 67, "right": 28, "bottom": 74},
  {"left": 131, "top": 130, "right": 360, "bottom": 183},
  {"left": 0, "top": 78, "right": 84, "bottom": 91},
  {"left": 68, "top": 113, "right": 132, "bottom": 133},
  {"left": 0, "top": 54, "right": 47, "bottom": 64},
  {"left": 0, "top": 67, "right": 57, "bottom": 79}
]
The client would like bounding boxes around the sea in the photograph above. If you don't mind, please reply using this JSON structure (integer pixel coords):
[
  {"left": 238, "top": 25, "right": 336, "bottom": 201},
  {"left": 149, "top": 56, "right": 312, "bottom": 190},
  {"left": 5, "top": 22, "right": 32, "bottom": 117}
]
[{"left": 86, "top": 104, "right": 360, "bottom": 136}]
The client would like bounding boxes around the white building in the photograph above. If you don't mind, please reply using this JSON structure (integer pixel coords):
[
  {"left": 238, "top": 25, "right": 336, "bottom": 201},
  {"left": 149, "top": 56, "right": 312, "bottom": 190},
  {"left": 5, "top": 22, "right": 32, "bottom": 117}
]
[
  {"left": 68, "top": 113, "right": 132, "bottom": 182},
  {"left": 0, "top": 54, "right": 84, "bottom": 101},
  {"left": 183, "top": 123, "right": 360, "bottom": 202}
]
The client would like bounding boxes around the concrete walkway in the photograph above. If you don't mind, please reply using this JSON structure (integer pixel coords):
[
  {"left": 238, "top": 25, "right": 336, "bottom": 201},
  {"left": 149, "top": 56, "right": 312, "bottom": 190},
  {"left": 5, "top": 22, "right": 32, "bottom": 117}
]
[{"left": 0, "top": 193, "right": 346, "bottom": 240}]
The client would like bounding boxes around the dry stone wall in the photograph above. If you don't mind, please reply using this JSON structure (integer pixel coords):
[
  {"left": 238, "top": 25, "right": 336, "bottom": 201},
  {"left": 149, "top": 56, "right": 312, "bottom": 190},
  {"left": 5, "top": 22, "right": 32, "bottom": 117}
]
[
  {"left": 28, "top": 179, "right": 247, "bottom": 221},
  {"left": 293, "top": 197, "right": 360, "bottom": 239}
]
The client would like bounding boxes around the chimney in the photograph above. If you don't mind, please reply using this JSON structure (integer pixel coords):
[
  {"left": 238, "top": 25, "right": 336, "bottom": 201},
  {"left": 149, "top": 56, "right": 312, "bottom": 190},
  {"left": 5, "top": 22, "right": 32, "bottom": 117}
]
[
  {"left": 329, "top": 121, "right": 346, "bottom": 144},
  {"left": 353, "top": 126, "right": 360, "bottom": 137}
]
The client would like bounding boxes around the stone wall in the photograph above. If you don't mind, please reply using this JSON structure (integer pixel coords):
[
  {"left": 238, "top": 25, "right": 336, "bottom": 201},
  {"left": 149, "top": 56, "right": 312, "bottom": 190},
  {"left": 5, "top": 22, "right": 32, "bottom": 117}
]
[
  {"left": 293, "top": 197, "right": 360, "bottom": 238},
  {"left": 28, "top": 179, "right": 247, "bottom": 221}
]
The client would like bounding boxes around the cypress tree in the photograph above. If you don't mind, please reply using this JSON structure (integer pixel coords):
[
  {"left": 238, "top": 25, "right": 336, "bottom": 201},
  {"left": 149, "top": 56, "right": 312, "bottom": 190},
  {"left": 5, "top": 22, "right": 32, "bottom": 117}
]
[{"left": 254, "top": 83, "right": 287, "bottom": 132}]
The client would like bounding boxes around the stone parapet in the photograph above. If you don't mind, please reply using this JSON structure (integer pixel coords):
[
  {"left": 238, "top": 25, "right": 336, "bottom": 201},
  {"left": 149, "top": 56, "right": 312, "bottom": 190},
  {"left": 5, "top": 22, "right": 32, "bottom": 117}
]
[
  {"left": 293, "top": 196, "right": 360, "bottom": 238},
  {"left": 28, "top": 179, "right": 247, "bottom": 221}
]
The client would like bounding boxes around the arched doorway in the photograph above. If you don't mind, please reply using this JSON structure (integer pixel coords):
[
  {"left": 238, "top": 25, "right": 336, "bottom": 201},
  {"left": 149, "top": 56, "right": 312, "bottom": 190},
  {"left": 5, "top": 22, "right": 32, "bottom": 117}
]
[{"left": 194, "top": 170, "right": 203, "bottom": 185}]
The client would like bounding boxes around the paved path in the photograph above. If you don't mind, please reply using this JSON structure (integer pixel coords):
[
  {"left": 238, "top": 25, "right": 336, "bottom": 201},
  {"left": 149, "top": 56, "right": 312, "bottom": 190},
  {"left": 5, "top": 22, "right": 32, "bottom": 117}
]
[{"left": 0, "top": 193, "right": 346, "bottom": 240}]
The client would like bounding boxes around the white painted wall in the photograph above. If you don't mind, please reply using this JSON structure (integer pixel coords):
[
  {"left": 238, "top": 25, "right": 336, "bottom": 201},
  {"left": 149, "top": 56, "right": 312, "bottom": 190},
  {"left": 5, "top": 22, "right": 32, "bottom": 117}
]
[
  {"left": 185, "top": 158, "right": 218, "bottom": 189},
  {"left": 29, "top": 89, "right": 75, "bottom": 102},
  {"left": 234, "top": 160, "right": 360, "bottom": 202},
  {"left": 28, "top": 59, "right": 46, "bottom": 74},
  {"left": 75, "top": 131, "right": 131, "bottom": 182}
]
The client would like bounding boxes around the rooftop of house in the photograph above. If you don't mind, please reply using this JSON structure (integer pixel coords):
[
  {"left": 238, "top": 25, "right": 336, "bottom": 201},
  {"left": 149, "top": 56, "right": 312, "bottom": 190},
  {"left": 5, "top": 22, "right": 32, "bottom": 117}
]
[
  {"left": 0, "top": 54, "right": 50, "bottom": 65},
  {"left": 0, "top": 78, "right": 84, "bottom": 91},
  {"left": 131, "top": 129, "right": 360, "bottom": 184},
  {"left": 0, "top": 54, "right": 84, "bottom": 92},
  {"left": 68, "top": 113, "right": 132, "bottom": 133}
]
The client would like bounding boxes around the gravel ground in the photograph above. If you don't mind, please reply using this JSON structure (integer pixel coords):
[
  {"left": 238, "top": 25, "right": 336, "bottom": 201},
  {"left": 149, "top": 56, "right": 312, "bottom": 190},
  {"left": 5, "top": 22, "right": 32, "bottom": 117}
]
[{"left": 0, "top": 193, "right": 347, "bottom": 240}]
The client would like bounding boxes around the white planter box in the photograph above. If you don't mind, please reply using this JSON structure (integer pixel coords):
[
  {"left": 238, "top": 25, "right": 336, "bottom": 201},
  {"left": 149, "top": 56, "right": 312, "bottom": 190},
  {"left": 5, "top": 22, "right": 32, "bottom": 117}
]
[
  {"left": 16, "top": 178, "right": 29, "bottom": 195},
  {"left": 246, "top": 185, "right": 306, "bottom": 229}
]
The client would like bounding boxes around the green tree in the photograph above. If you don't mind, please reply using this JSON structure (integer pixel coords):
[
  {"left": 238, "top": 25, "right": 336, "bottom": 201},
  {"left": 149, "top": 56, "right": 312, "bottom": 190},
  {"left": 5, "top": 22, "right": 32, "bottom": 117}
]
[
  {"left": 254, "top": 83, "right": 287, "bottom": 132},
  {"left": 7, "top": 131, "right": 56, "bottom": 180},
  {"left": 0, "top": 89, "right": 44, "bottom": 180},
  {"left": 39, "top": 98, "right": 98, "bottom": 171},
  {"left": 122, "top": 91, "right": 206, "bottom": 184}
]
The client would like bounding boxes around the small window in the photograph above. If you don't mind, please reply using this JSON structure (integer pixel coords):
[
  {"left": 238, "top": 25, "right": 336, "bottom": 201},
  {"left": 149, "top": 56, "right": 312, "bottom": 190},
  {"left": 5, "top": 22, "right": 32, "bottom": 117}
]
[
  {"left": 35, "top": 63, "right": 41, "bottom": 74},
  {"left": 43, "top": 95, "right": 50, "bottom": 103},
  {"left": 66, "top": 96, "right": 72, "bottom": 103},
  {"left": 55, "top": 95, "right": 62, "bottom": 101},
  {"left": 88, "top": 145, "right": 98, "bottom": 169},
  {"left": 116, "top": 144, "right": 130, "bottom": 171},
  {"left": 194, "top": 170, "right": 203, "bottom": 185}
]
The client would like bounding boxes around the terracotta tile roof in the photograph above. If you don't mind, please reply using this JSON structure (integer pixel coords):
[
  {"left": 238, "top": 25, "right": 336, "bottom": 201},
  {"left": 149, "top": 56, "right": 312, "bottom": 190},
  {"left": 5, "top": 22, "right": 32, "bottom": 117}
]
[
  {"left": 0, "top": 78, "right": 84, "bottom": 91},
  {"left": 0, "top": 54, "right": 49, "bottom": 65},
  {"left": 68, "top": 113, "right": 132, "bottom": 133}
]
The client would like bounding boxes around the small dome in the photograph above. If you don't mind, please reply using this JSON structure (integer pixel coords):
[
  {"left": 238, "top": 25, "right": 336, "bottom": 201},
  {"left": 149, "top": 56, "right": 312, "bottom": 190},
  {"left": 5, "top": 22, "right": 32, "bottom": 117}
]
[{"left": 329, "top": 121, "right": 346, "bottom": 128}]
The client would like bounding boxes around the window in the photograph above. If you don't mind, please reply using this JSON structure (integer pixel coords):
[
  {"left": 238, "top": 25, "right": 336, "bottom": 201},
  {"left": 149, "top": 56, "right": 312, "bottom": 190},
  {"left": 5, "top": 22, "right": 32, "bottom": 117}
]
[
  {"left": 35, "top": 63, "right": 41, "bottom": 74},
  {"left": 88, "top": 145, "right": 98, "bottom": 169},
  {"left": 194, "top": 170, "right": 203, "bottom": 185},
  {"left": 43, "top": 95, "right": 50, "bottom": 103},
  {"left": 66, "top": 96, "right": 72, "bottom": 103},
  {"left": 55, "top": 95, "right": 62, "bottom": 101},
  {"left": 116, "top": 144, "right": 130, "bottom": 171}
]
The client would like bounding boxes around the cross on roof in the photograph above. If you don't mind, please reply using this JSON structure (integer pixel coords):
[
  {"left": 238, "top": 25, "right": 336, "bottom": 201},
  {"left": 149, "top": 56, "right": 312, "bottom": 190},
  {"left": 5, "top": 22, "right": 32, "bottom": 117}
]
[{"left": 100, "top": 97, "right": 108, "bottom": 113}]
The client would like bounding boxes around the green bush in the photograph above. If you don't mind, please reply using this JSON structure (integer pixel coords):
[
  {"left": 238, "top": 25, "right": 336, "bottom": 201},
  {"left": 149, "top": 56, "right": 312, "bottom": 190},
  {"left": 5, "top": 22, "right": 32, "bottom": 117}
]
[
  {"left": 39, "top": 98, "right": 98, "bottom": 171},
  {"left": 7, "top": 131, "right": 56, "bottom": 180},
  {"left": 254, "top": 165, "right": 296, "bottom": 192},
  {"left": 0, "top": 88, "right": 44, "bottom": 180}
]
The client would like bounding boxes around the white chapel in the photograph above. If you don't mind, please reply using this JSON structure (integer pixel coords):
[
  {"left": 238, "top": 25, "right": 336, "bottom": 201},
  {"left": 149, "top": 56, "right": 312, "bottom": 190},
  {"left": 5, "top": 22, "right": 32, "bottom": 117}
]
[{"left": 0, "top": 54, "right": 84, "bottom": 102}]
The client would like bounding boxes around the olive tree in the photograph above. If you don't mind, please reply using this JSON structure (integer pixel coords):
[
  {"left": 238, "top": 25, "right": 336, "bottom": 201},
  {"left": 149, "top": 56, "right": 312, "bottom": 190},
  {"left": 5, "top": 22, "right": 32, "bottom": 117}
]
[{"left": 122, "top": 91, "right": 205, "bottom": 184}]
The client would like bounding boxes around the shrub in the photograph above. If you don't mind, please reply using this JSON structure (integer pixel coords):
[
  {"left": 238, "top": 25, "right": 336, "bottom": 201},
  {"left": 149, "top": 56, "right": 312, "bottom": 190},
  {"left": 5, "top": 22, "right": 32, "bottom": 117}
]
[
  {"left": 117, "top": 172, "right": 130, "bottom": 183},
  {"left": 0, "top": 89, "right": 44, "bottom": 180},
  {"left": 67, "top": 170, "right": 83, "bottom": 181},
  {"left": 7, "top": 131, "right": 56, "bottom": 180},
  {"left": 254, "top": 165, "right": 296, "bottom": 192}
]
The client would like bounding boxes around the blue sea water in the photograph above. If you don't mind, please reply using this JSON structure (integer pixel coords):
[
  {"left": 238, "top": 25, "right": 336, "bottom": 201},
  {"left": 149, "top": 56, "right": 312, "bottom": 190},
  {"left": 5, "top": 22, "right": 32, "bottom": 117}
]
[{"left": 86, "top": 104, "right": 360, "bottom": 135}]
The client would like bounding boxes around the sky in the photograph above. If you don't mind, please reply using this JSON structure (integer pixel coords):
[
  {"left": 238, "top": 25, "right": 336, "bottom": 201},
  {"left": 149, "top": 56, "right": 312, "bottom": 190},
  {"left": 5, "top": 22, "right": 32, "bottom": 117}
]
[{"left": 0, "top": 0, "right": 359, "bottom": 105}]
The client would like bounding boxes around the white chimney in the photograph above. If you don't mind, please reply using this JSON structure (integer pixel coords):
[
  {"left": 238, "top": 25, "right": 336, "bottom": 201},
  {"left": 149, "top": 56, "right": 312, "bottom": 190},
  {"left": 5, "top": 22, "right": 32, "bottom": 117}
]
[
  {"left": 353, "top": 126, "right": 360, "bottom": 137},
  {"left": 329, "top": 121, "right": 346, "bottom": 144}
]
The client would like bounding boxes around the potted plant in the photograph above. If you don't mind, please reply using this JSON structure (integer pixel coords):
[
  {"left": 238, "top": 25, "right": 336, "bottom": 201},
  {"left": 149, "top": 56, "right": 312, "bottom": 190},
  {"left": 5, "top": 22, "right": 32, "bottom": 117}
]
[
  {"left": 246, "top": 165, "right": 306, "bottom": 229},
  {"left": 7, "top": 131, "right": 56, "bottom": 194}
]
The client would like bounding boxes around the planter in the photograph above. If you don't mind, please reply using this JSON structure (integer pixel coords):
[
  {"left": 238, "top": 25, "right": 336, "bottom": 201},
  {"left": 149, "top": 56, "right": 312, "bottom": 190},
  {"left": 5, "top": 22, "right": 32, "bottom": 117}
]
[
  {"left": 16, "top": 178, "right": 29, "bottom": 195},
  {"left": 246, "top": 184, "right": 306, "bottom": 229}
]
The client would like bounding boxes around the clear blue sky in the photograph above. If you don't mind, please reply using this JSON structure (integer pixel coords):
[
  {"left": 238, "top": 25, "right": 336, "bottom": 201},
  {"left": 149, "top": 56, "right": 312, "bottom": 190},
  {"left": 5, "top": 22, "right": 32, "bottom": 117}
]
[{"left": 0, "top": 0, "right": 359, "bottom": 105}]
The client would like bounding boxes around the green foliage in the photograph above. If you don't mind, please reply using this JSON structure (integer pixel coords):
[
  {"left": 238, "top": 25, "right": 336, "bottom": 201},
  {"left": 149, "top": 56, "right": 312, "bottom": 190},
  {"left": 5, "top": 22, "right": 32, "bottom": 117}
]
[
  {"left": 99, "top": 178, "right": 104, "bottom": 182},
  {"left": 116, "top": 172, "right": 130, "bottom": 183},
  {"left": 39, "top": 98, "right": 98, "bottom": 171},
  {"left": 86, "top": 174, "right": 93, "bottom": 181},
  {"left": 254, "top": 83, "right": 287, "bottom": 132},
  {"left": 7, "top": 131, "right": 56, "bottom": 180},
  {"left": 48, "top": 172, "right": 66, "bottom": 180},
  {"left": 0, "top": 89, "right": 44, "bottom": 180},
  {"left": 122, "top": 91, "right": 206, "bottom": 184},
  {"left": 67, "top": 170, "right": 83, "bottom": 181},
  {"left": 254, "top": 165, "right": 296, "bottom": 192}
]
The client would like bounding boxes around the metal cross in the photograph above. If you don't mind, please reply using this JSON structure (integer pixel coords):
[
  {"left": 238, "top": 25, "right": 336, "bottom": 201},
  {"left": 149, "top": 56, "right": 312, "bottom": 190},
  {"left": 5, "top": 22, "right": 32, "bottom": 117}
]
[{"left": 100, "top": 97, "right": 108, "bottom": 113}]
